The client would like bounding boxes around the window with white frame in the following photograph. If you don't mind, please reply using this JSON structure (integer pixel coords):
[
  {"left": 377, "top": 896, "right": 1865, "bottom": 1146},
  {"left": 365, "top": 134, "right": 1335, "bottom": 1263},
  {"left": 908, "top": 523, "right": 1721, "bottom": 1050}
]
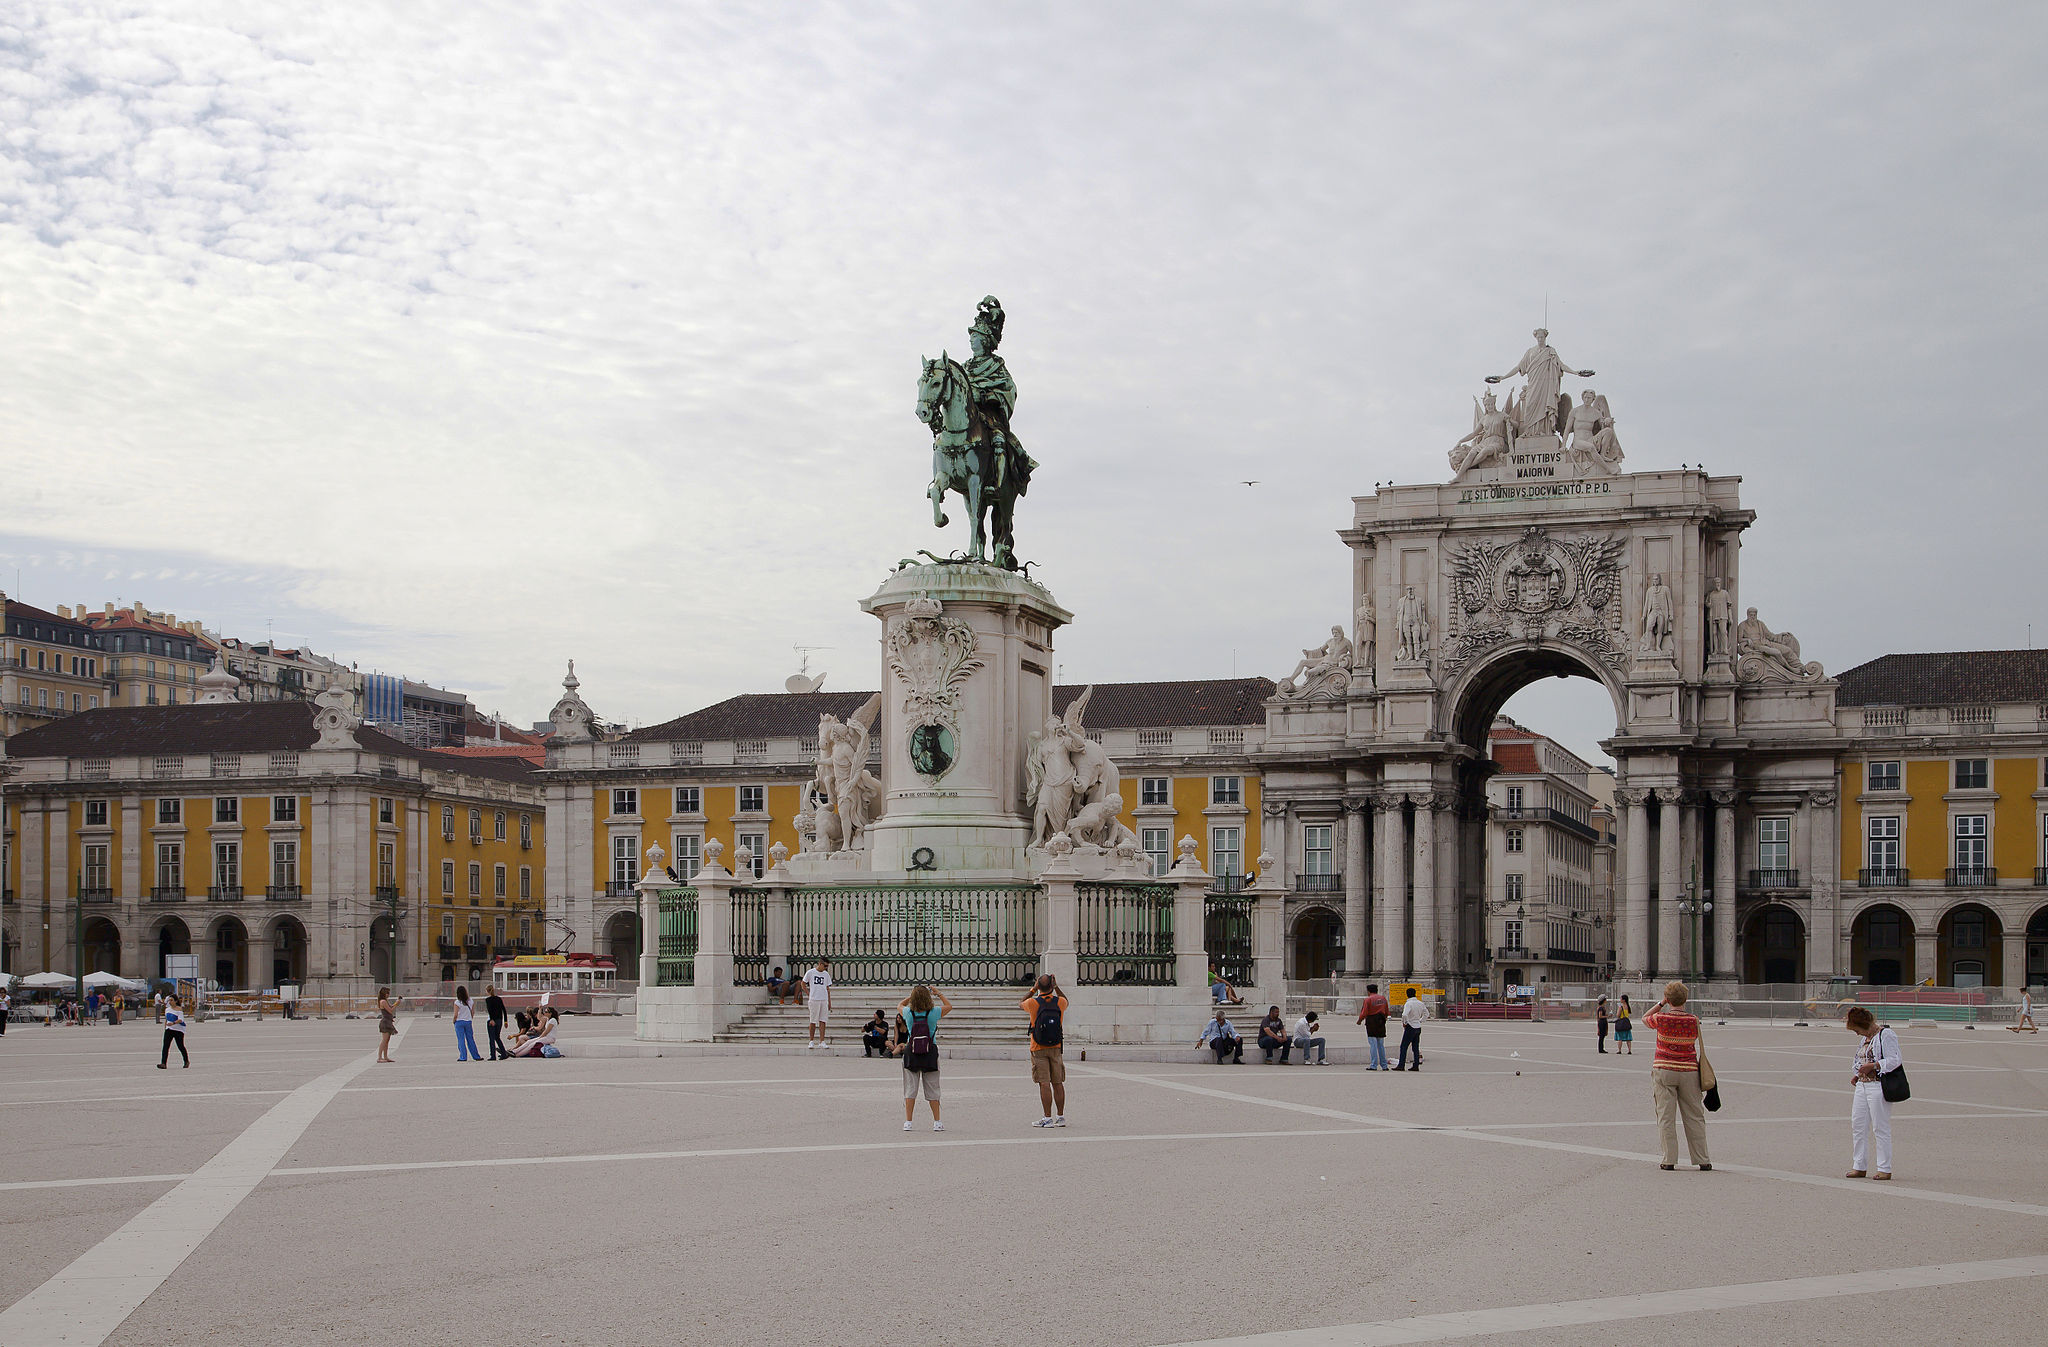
[
  {"left": 272, "top": 839, "right": 298, "bottom": 888},
  {"left": 468, "top": 808, "right": 482, "bottom": 841},
  {"left": 156, "top": 798, "right": 182, "bottom": 825},
  {"left": 468, "top": 861, "right": 483, "bottom": 897},
  {"left": 520, "top": 917, "right": 532, "bottom": 944},
  {"left": 214, "top": 841, "right": 239, "bottom": 889},
  {"left": 1954, "top": 815, "right": 1988, "bottom": 871},
  {"left": 1140, "top": 777, "right": 1170, "bottom": 807},
  {"left": 442, "top": 914, "right": 455, "bottom": 945},
  {"left": 466, "top": 915, "right": 482, "bottom": 944},
  {"left": 1867, "top": 817, "right": 1900, "bottom": 872},
  {"left": 273, "top": 795, "right": 298, "bottom": 823},
  {"left": 611, "top": 788, "right": 638, "bottom": 817},
  {"left": 520, "top": 813, "right": 532, "bottom": 847},
  {"left": 215, "top": 797, "right": 238, "bottom": 824},
  {"left": 1504, "top": 827, "right": 1524, "bottom": 853},
  {"left": 1504, "top": 872, "right": 1524, "bottom": 903},
  {"left": 82, "top": 843, "right": 109, "bottom": 891},
  {"left": 1757, "top": 817, "right": 1791, "bottom": 872},
  {"left": 378, "top": 797, "right": 394, "bottom": 824},
  {"left": 519, "top": 866, "right": 531, "bottom": 900},
  {"left": 672, "top": 834, "right": 701, "bottom": 881},
  {"left": 378, "top": 842, "right": 396, "bottom": 888},
  {"left": 612, "top": 835, "right": 637, "bottom": 886},
  {"left": 440, "top": 804, "right": 454, "bottom": 837},
  {"left": 84, "top": 799, "right": 108, "bottom": 827},
  {"left": 1955, "top": 759, "right": 1988, "bottom": 790},
  {"left": 1211, "top": 826, "right": 1241, "bottom": 877},
  {"left": 1211, "top": 776, "right": 1241, "bottom": 806},
  {"left": 1867, "top": 761, "right": 1901, "bottom": 792},
  {"left": 1503, "top": 917, "right": 1524, "bottom": 949},
  {"left": 494, "top": 864, "right": 506, "bottom": 899},
  {"left": 1303, "top": 824, "right": 1333, "bottom": 876},
  {"left": 1505, "top": 786, "right": 1524, "bottom": 811},
  {"left": 1142, "top": 827, "right": 1171, "bottom": 877},
  {"left": 442, "top": 860, "right": 455, "bottom": 895},
  {"left": 494, "top": 812, "right": 506, "bottom": 841},
  {"left": 739, "top": 785, "right": 766, "bottom": 813},
  {"left": 156, "top": 842, "right": 182, "bottom": 890},
  {"left": 738, "top": 832, "right": 766, "bottom": 877},
  {"left": 674, "top": 786, "right": 701, "bottom": 815},
  {"left": 494, "top": 915, "right": 506, "bottom": 946}
]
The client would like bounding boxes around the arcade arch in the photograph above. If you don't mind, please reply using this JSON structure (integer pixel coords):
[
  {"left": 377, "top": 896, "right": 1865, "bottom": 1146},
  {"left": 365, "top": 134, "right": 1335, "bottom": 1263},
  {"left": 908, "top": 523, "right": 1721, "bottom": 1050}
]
[
  {"left": 207, "top": 914, "right": 249, "bottom": 989},
  {"left": 1289, "top": 903, "right": 1343, "bottom": 981},
  {"left": 1741, "top": 904, "right": 1806, "bottom": 985},
  {"left": 151, "top": 916, "right": 191, "bottom": 981},
  {"left": 81, "top": 917, "right": 122, "bottom": 977},
  {"left": 1849, "top": 903, "right": 1915, "bottom": 986},
  {"left": 268, "top": 915, "right": 308, "bottom": 987},
  {"left": 602, "top": 908, "right": 642, "bottom": 972},
  {"left": 1935, "top": 902, "right": 2003, "bottom": 988}
]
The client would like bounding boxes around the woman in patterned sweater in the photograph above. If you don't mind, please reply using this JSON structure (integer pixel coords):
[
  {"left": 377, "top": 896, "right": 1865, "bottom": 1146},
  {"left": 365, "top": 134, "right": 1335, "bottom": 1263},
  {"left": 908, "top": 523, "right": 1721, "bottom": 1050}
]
[{"left": 1641, "top": 981, "right": 1711, "bottom": 1172}]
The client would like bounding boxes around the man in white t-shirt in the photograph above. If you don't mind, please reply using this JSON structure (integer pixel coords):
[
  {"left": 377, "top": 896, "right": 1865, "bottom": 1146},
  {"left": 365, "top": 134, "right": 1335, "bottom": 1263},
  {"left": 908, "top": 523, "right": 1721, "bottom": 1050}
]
[{"left": 803, "top": 958, "right": 833, "bottom": 1048}]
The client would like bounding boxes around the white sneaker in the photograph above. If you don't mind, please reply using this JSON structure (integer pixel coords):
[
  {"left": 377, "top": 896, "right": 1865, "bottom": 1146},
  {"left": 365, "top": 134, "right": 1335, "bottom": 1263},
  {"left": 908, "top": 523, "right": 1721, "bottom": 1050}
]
[
  {"left": 1032, "top": 1117, "right": 1054, "bottom": 1128},
  {"left": 903, "top": 1120, "right": 913, "bottom": 1131},
  {"left": 806, "top": 1042, "right": 815, "bottom": 1050},
  {"left": 1051, "top": 1115, "right": 1066, "bottom": 1127},
  {"left": 932, "top": 1121, "right": 944, "bottom": 1132}
]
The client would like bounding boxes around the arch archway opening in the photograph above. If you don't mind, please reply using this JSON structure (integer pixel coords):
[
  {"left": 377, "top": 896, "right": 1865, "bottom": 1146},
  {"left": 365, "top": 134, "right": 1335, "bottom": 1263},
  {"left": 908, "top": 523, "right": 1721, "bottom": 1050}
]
[
  {"left": 152, "top": 918, "right": 192, "bottom": 982},
  {"left": 1936, "top": 903, "right": 2003, "bottom": 988},
  {"left": 82, "top": 917, "right": 122, "bottom": 977},
  {"left": 1742, "top": 904, "right": 1807, "bottom": 986},
  {"left": 603, "top": 910, "right": 642, "bottom": 973},
  {"left": 1850, "top": 904, "right": 1916, "bottom": 986},
  {"left": 1290, "top": 907, "right": 1343, "bottom": 981},
  {"left": 269, "top": 916, "right": 308, "bottom": 987},
  {"left": 210, "top": 915, "right": 249, "bottom": 990}
]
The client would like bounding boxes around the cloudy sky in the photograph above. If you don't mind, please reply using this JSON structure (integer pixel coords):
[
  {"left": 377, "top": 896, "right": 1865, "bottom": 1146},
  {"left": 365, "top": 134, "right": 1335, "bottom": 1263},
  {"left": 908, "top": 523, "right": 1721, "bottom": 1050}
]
[{"left": 3, "top": 3, "right": 2043, "bottom": 761}]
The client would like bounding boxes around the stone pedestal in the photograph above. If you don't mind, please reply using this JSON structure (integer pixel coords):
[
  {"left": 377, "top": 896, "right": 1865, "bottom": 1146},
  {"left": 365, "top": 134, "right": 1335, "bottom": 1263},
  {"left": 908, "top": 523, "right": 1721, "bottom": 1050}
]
[{"left": 857, "top": 563, "right": 1072, "bottom": 880}]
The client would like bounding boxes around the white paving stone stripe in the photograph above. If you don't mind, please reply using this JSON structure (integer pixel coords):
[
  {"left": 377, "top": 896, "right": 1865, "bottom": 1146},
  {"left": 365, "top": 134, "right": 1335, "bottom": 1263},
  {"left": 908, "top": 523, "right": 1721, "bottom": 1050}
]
[
  {"left": 1150, "top": 1255, "right": 2048, "bottom": 1346},
  {"left": 0, "top": 1022, "right": 404, "bottom": 1347},
  {"left": 1078, "top": 1064, "right": 2048, "bottom": 1219}
]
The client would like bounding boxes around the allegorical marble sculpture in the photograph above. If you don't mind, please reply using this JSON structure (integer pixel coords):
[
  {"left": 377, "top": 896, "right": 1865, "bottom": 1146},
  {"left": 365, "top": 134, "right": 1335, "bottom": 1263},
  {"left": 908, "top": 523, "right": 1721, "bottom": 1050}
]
[
  {"left": 1735, "top": 607, "right": 1825, "bottom": 683},
  {"left": 1026, "top": 685, "right": 1123, "bottom": 847},
  {"left": 812, "top": 695, "right": 884, "bottom": 852},
  {"left": 1565, "top": 390, "right": 1624, "bottom": 473},
  {"left": 915, "top": 297, "right": 1037, "bottom": 569},
  {"left": 1065, "top": 795, "right": 1141, "bottom": 852},
  {"left": 885, "top": 592, "right": 983, "bottom": 783},
  {"left": 1443, "top": 526, "right": 1628, "bottom": 674},
  {"left": 1450, "top": 389, "right": 1517, "bottom": 473},
  {"left": 1485, "top": 328, "right": 1595, "bottom": 440},
  {"left": 1276, "top": 625, "right": 1352, "bottom": 699},
  {"left": 1639, "top": 572, "right": 1675, "bottom": 656},
  {"left": 1395, "top": 585, "right": 1432, "bottom": 663}
]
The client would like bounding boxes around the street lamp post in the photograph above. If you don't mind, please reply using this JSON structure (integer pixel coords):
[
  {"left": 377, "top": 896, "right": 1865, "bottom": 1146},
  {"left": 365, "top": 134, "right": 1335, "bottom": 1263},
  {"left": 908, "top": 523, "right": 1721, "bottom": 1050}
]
[{"left": 1675, "top": 860, "right": 1713, "bottom": 982}]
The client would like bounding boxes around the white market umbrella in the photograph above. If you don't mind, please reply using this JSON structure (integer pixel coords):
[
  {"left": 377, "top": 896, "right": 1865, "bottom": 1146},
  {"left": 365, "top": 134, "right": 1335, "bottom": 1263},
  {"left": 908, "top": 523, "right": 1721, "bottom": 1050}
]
[
  {"left": 19, "top": 972, "right": 78, "bottom": 990},
  {"left": 82, "top": 971, "right": 144, "bottom": 992}
]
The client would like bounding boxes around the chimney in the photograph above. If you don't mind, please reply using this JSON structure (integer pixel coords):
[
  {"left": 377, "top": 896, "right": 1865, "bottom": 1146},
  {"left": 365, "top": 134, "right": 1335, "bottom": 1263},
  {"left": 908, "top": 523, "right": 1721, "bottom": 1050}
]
[
  {"left": 104, "top": 603, "right": 114, "bottom": 615},
  {"left": 56, "top": 605, "right": 69, "bottom": 619}
]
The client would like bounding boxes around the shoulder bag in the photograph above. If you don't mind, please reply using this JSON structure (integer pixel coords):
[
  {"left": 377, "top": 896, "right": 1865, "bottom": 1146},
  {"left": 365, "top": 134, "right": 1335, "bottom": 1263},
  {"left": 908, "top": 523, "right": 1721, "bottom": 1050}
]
[
  {"left": 1877, "top": 1027, "right": 1910, "bottom": 1103},
  {"left": 1698, "top": 1052, "right": 1721, "bottom": 1112}
]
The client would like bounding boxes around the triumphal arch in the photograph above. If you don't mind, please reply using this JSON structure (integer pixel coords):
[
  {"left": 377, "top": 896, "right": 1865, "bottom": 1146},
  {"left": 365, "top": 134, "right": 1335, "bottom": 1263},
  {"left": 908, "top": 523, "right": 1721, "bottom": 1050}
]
[{"left": 1261, "top": 330, "right": 1843, "bottom": 989}]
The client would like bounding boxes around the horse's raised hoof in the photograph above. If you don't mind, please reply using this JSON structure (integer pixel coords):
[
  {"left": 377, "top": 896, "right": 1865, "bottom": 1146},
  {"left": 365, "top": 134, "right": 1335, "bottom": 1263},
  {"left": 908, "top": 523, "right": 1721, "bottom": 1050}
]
[{"left": 934, "top": 511, "right": 949, "bottom": 527}]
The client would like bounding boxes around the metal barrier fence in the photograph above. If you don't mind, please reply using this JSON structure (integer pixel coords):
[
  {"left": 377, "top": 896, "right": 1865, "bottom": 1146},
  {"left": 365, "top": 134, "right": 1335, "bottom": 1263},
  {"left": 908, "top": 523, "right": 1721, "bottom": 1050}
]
[
  {"left": 1076, "top": 881, "right": 1175, "bottom": 986},
  {"left": 789, "top": 884, "right": 1039, "bottom": 986},
  {"left": 1204, "top": 895, "right": 1253, "bottom": 988},
  {"left": 733, "top": 888, "right": 768, "bottom": 986},
  {"left": 658, "top": 887, "right": 699, "bottom": 987}
]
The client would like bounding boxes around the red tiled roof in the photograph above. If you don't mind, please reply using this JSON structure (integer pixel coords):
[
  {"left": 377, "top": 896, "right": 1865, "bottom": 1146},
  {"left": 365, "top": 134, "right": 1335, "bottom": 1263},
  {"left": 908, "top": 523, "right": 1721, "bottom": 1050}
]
[
  {"left": 1835, "top": 650, "right": 2048, "bottom": 707},
  {"left": 1490, "top": 742, "right": 1542, "bottom": 774},
  {"left": 621, "top": 678, "right": 1276, "bottom": 743},
  {"left": 462, "top": 719, "right": 548, "bottom": 746}
]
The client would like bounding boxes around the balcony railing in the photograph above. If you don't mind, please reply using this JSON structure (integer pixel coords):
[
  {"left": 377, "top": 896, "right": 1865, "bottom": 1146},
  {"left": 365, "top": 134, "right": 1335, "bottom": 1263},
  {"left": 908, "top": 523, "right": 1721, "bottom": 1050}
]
[
  {"left": 1294, "top": 872, "right": 1342, "bottom": 893},
  {"left": 1747, "top": 869, "right": 1801, "bottom": 889},
  {"left": 1945, "top": 867, "right": 1997, "bottom": 888},
  {"left": 208, "top": 884, "right": 244, "bottom": 902},
  {"left": 375, "top": 885, "right": 401, "bottom": 902},
  {"left": 438, "top": 940, "right": 460, "bottom": 957},
  {"left": 1209, "top": 874, "right": 1249, "bottom": 894},
  {"left": 150, "top": 887, "right": 186, "bottom": 902},
  {"left": 1493, "top": 806, "right": 1600, "bottom": 841},
  {"left": 1549, "top": 947, "right": 1598, "bottom": 965},
  {"left": 2037, "top": 867, "right": 2048, "bottom": 887},
  {"left": 77, "top": 885, "right": 113, "bottom": 903},
  {"left": 605, "top": 880, "right": 640, "bottom": 897},
  {"left": 1859, "top": 868, "right": 1910, "bottom": 888},
  {"left": 265, "top": 884, "right": 304, "bottom": 901},
  {"left": 1494, "top": 944, "right": 1530, "bottom": 957}
]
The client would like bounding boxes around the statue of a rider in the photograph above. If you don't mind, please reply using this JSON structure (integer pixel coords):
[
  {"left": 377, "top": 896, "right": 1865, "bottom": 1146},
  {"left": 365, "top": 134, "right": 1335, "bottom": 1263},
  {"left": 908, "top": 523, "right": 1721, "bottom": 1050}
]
[{"left": 965, "top": 297, "right": 1035, "bottom": 567}]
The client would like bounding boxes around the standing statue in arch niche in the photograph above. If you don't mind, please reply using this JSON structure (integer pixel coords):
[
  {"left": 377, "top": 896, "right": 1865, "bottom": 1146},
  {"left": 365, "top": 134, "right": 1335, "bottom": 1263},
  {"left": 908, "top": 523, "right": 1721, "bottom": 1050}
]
[
  {"left": 915, "top": 297, "right": 1037, "bottom": 569},
  {"left": 1276, "top": 625, "right": 1352, "bottom": 699},
  {"left": 1355, "top": 595, "right": 1376, "bottom": 673},
  {"left": 1735, "top": 607, "right": 1825, "bottom": 683},
  {"left": 1485, "top": 328, "right": 1594, "bottom": 440},
  {"left": 1705, "top": 576, "right": 1734, "bottom": 660},
  {"left": 1395, "top": 585, "right": 1432, "bottom": 663},
  {"left": 1026, "top": 686, "right": 1124, "bottom": 847},
  {"left": 813, "top": 695, "right": 884, "bottom": 852},
  {"left": 1639, "top": 572, "right": 1675, "bottom": 656}
]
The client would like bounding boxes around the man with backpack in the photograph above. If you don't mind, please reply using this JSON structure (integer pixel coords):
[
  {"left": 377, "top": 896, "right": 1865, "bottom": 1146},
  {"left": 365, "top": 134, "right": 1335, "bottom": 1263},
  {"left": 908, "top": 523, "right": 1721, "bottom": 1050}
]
[
  {"left": 895, "top": 985, "right": 952, "bottom": 1131},
  {"left": 1020, "top": 973, "right": 1068, "bottom": 1128},
  {"left": 1356, "top": 984, "right": 1391, "bottom": 1070}
]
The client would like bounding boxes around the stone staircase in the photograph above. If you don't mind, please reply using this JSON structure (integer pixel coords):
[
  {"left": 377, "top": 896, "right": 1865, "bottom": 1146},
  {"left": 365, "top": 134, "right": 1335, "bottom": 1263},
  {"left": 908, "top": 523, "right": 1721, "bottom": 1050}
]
[{"left": 714, "top": 986, "right": 1037, "bottom": 1046}]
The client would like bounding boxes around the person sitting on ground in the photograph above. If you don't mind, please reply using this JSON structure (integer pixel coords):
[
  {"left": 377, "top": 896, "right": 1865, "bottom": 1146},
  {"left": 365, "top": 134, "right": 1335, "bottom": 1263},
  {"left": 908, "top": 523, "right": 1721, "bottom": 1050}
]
[
  {"left": 863, "top": 1010, "right": 893, "bottom": 1058},
  {"left": 1257, "top": 1006, "right": 1292, "bottom": 1064},
  {"left": 767, "top": 967, "right": 803, "bottom": 1006},
  {"left": 1208, "top": 962, "right": 1246, "bottom": 1007},
  {"left": 1198, "top": 1007, "right": 1244, "bottom": 1064},
  {"left": 1293, "top": 1010, "right": 1328, "bottom": 1065},
  {"left": 511, "top": 1007, "right": 561, "bottom": 1058}
]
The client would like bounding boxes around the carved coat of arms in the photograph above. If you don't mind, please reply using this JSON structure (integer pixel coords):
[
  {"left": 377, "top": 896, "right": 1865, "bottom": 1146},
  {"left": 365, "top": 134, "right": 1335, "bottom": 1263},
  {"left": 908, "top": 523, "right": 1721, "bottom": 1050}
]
[
  {"left": 885, "top": 592, "right": 984, "bottom": 781},
  {"left": 1442, "top": 526, "right": 1627, "bottom": 673}
]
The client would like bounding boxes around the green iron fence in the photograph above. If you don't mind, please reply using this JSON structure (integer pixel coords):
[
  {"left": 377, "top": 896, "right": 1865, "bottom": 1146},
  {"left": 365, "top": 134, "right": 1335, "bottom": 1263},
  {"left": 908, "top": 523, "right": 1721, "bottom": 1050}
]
[
  {"left": 1204, "top": 894, "right": 1254, "bottom": 988},
  {"left": 733, "top": 887, "right": 768, "bottom": 986},
  {"left": 1077, "top": 881, "right": 1175, "bottom": 986},
  {"left": 789, "top": 884, "right": 1040, "bottom": 985},
  {"left": 657, "top": 887, "right": 698, "bottom": 986}
]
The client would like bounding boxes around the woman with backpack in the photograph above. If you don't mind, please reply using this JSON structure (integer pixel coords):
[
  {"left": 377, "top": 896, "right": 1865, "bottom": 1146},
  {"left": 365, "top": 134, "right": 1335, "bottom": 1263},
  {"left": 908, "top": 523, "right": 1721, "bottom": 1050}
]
[
  {"left": 1845, "top": 1006, "right": 1902, "bottom": 1180},
  {"left": 895, "top": 985, "right": 953, "bottom": 1132}
]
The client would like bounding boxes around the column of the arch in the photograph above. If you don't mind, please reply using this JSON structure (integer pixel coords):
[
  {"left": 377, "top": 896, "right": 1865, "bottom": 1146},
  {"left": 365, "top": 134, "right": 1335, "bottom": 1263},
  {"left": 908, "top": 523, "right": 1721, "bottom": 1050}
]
[
  {"left": 1433, "top": 793, "right": 1458, "bottom": 983},
  {"left": 1343, "top": 802, "right": 1369, "bottom": 975},
  {"left": 1712, "top": 793, "right": 1738, "bottom": 983},
  {"left": 1657, "top": 793, "right": 1683, "bottom": 978},
  {"left": 1621, "top": 790, "right": 1650, "bottom": 977},
  {"left": 1806, "top": 790, "right": 1838, "bottom": 982},
  {"left": 1374, "top": 795, "right": 1406, "bottom": 978},
  {"left": 1411, "top": 798, "right": 1436, "bottom": 981}
]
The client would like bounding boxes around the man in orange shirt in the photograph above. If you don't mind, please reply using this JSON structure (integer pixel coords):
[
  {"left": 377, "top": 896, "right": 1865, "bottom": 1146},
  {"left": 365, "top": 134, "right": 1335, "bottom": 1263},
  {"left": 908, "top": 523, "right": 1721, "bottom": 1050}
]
[
  {"left": 1356, "top": 983, "right": 1391, "bottom": 1071},
  {"left": 1021, "top": 974, "right": 1069, "bottom": 1128}
]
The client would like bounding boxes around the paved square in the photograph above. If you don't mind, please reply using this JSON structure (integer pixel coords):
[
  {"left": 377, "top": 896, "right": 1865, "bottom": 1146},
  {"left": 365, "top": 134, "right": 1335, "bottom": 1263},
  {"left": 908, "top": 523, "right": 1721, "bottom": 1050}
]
[{"left": 2, "top": 1014, "right": 2043, "bottom": 1346}]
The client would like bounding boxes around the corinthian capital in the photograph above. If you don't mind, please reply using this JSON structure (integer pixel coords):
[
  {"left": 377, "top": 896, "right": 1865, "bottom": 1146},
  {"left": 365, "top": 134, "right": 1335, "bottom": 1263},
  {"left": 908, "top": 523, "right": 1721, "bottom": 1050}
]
[{"left": 1614, "top": 787, "right": 1651, "bottom": 808}]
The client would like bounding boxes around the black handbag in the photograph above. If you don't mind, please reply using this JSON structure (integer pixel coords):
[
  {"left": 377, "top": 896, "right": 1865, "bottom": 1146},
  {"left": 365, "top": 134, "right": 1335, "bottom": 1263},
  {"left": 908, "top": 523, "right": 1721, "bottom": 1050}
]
[
  {"left": 1878, "top": 1027, "right": 1910, "bottom": 1102},
  {"left": 1700, "top": 1053, "right": 1721, "bottom": 1112}
]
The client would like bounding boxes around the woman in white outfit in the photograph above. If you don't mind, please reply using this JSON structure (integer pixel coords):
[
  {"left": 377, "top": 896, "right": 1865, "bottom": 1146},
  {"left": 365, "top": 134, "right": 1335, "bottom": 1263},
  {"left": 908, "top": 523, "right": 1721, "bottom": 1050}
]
[{"left": 1844, "top": 1006, "right": 1900, "bottom": 1180}]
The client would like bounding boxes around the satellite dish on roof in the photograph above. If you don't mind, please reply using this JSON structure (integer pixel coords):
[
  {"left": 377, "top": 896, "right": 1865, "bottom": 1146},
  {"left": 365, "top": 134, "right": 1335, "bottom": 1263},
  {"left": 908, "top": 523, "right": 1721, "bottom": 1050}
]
[{"left": 785, "top": 672, "right": 826, "bottom": 694}]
